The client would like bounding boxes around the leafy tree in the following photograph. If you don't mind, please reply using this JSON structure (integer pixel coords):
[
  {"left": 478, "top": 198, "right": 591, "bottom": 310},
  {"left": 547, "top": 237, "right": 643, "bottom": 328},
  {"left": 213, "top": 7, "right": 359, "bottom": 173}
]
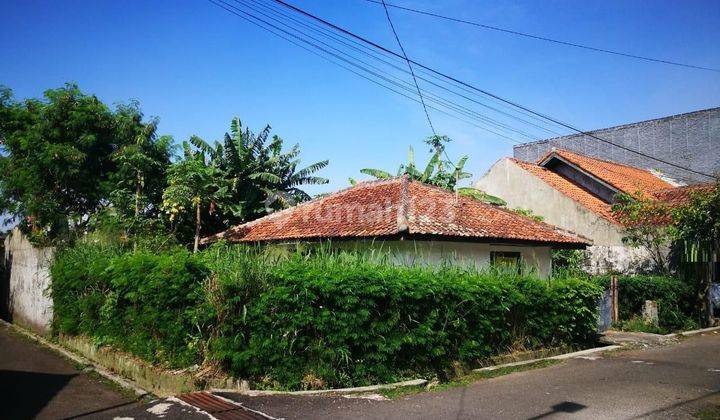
[
  {"left": 357, "top": 135, "right": 502, "bottom": 204},
  {"left": 612, "top": 192, "right": 673, "bottom": 274},
  {"left": 672, "top": 181, "right": 720, "bottom": 324},
  {"left": 162, "top": 150, "right": 230, "bottom": 252},
  {"left": 109, "top": 107, "right": 173, "bottom": 247},
  {"left": 189, "top": 117, "right": 328, "bottom": 222},
  {"left": 0, "top": 84, "right": 150, "bottom": 244},
  {"left": 360, "top": 145, "right": 470, "bottom": 190}
]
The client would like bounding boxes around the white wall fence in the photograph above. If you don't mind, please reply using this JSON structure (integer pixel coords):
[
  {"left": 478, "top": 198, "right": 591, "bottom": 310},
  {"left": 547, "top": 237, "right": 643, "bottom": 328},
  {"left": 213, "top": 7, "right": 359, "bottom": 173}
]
[{"left": 1, "top": 228, "right": 54, "bottom": 335}]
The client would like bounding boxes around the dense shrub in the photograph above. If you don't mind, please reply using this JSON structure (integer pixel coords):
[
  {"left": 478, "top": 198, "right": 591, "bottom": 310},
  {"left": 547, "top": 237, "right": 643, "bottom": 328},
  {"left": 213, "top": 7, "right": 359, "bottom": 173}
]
[
  {"left": 51, "top": 242, "right": 603, "bottom": 389},
  {"left": 592, "top": 275, "right": 697, "bottom": 330},
  {"left": 209, "top": 248, "right": 602, "bottom": 389},
  {"left": 51, "top": 244, "right": 209, "bottom": 367}
]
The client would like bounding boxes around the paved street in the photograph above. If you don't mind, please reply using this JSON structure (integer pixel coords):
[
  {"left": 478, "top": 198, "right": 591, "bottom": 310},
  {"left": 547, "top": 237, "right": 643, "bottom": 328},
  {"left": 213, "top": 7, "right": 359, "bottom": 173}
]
[
  {"left": 219, "top": 332, "right": 720, "bottom": 420},
  {"left": 1, "top": 321, "right": 719, "bottom": 419},
  {"left": 0, "top": 322, "right": 138, "bottom": 419}
]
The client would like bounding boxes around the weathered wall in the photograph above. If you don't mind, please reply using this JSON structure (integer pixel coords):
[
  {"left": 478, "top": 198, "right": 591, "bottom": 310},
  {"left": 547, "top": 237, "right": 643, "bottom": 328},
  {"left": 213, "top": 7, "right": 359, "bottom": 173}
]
[
  {"left": 475, "top": 158, "right": 625, "bottom": 246},
  {"left": 513, "top": 107, "right": 720, "bottom": 185},
  {"left": 332, "top": 239, "right": 553, "bottom": 278},
  {"left": 2, "top": 228, "right": 54, "bottom": 335},
  {"left": 474, "top": 158, "right": 659, "bottom": 275}
]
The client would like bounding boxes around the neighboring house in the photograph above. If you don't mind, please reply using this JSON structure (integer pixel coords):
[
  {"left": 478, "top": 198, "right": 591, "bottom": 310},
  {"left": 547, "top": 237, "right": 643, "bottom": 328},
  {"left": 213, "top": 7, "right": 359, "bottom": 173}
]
[
  {"left": 475, "top": 148, "right": 709, "bottom": 274},
  {"left": 513, "top": 107, "right": 720, "bottom": 185},
  {"left": 203, "top": 176, "right": 589, "bottom": 278}
]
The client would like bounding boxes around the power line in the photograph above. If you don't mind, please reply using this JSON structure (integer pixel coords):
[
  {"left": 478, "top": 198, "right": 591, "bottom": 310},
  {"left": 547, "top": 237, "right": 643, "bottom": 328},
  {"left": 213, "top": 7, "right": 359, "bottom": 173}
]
[
  {"left": 378, "top": 0, "right": 436, "bottom": 135},
  {"left": 361, "top": 0, "right": 720, "bottom": 74},
  {"left": 209, "top": 0, "right": 524, "bottom": 143},
  {"left": 270, "top": 0, "right": 717, "bottom": 180},
  {"left": 232, "top": 0, "right": 536, "bottom": 140},
  {"left": 245, "top": 0, "right": 565, "bottom": 137}
]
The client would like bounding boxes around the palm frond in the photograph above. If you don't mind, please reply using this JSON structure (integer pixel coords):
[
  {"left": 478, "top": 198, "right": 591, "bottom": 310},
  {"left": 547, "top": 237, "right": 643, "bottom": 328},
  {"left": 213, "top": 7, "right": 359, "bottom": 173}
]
[
  {"left": 249, "top": 172, "right": 282, "bottom": 184},
  {"left": 422, "top": 151, "right": 441, "bottom": 181},
  {"left": 296, "top": 160, "right": 329, "bottom": 178},
  {"left": 190, "top": 135, "right": 216, "bottom": 159},
  {"left": 360, "top": 168, "right": 393, "bottom": 179}
]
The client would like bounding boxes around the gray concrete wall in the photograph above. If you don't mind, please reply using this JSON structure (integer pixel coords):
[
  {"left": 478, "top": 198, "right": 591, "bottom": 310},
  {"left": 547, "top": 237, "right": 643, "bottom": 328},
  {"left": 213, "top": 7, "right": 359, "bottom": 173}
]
[
  {"left": 474, "top": 158, "right": 658, "bottom": 275},
  {"left": 2, "top": 228, "right": 54, "bottom": 335},
  {"left": 513, "top": 108, "right": 720, "bottom": 185}
]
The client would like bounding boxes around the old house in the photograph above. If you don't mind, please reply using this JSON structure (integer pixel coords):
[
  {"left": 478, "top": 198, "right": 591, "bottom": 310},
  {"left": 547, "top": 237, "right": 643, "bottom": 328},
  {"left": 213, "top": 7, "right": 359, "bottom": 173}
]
[
  {"left": 476, "top": 148, "right": 711, "bottom": 274},
  {"left": 204, "top": 176, "right": 589, "bottom": 278}
]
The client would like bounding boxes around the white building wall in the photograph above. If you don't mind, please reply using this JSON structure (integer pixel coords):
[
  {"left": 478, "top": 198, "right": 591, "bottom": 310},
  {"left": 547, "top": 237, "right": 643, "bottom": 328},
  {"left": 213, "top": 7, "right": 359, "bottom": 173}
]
[
  {"left": 333, "top": 240, "right": 553, "bottom": 278},
  {"left": 474, "top": 158, "right": 658, "bottom": 275},
  {"left": 3, "top": 228, "right": 54, "bottom": 335}
]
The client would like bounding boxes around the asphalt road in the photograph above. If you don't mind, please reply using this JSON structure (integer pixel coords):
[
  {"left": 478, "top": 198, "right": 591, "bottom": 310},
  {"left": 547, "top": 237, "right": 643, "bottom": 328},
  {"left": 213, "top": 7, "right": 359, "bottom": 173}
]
[
  {"left": 220, "top": 332, "right": 720, "bottom": 419},
  {"left": 0, "top": 322, "right": 140, "bottom": 419},
  {"left": 1, "top": 320, "right": 718, "bottom": 419}
]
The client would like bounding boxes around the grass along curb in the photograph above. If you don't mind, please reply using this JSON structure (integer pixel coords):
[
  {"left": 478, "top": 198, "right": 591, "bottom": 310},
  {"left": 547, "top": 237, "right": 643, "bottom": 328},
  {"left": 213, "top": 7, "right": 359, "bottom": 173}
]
[
  {"left": 211, "top": 378, "right": 428, "bottom": 396},
  {"left": 473, "top": 344, "right": 623, "bottom": 372},
  {"left": 665, "top": 326, "right": 720, "bottom": 338}
]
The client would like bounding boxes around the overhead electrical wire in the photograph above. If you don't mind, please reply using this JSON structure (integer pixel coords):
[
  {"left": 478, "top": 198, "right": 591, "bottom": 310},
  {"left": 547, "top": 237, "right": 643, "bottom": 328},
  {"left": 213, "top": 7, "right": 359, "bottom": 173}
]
[
  {"left": 209, "top": 0, "right": 524, "bottom": 143},
  {"left": 231, "top": 0, "right": 538, "bottom": 140},
  {"left": 241, "top": 0, "right": 565, "bottom": 137},
  {"left": 378, "top": 0, "right": 436, "bottom": 136},
  {"left": 221, "top": 0, "right": 537, "bottom": 142},
  {"left": 361, "top": 0, "right": 720, "bottom": 73},
  {"left": 267, "top": 0, "right": 717, "bottom": 180}
]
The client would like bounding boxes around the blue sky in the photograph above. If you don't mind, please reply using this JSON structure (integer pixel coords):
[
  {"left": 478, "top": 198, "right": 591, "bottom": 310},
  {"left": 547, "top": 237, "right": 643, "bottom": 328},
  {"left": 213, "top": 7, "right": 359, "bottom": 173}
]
[{"left": 2, "top": 0, "right": 719, "bottom": 198}]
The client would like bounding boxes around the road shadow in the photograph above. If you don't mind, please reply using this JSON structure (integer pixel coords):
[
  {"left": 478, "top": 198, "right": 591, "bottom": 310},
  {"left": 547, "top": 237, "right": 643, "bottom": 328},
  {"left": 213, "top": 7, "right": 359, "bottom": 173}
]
[
  {"left": 0, "top": 369, "right": 76, "bottom": 419},
  {"left": 527, "top": 401, "right": 587, "bottom": 419}
]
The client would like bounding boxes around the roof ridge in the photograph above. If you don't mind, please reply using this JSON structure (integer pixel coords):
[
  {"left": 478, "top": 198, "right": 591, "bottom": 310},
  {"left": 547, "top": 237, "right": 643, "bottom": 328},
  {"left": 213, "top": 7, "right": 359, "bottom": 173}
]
[
  {"left": 202, "top": 176, "right": 407, "bottom": 243},
  {"left": 397, "top": 175, "right": 410, "bottom": 232},
  {"left": 509, "top": 158, "right": 621, "bottom": 226},
  {"left": 407, "top": 177, "right": 589, "bottom": 242},
  {"left": 542, "top": 147, "right": 656, "bottom": 173}
]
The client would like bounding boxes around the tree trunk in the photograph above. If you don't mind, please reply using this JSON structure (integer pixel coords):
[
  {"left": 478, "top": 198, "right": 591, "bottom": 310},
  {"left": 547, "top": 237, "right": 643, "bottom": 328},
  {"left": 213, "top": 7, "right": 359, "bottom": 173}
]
[{"left": 193, "top": 201, "right": 201, "bottom": 253}]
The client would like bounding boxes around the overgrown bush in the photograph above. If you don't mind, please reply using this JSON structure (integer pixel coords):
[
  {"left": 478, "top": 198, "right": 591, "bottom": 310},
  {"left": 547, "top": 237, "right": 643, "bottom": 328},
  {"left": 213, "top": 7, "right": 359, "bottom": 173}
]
[
  {"left": 51, "top": 243, "right": 209, "bottom": 367},
  {"left": 51, "top": 242, "right": 603, "bottom": 390},
  {"left": 592, "top": 275, "right": 697, "bottom": 331},
  {"left": 207, "top": 246, "right": 601, "bottom": 389}
]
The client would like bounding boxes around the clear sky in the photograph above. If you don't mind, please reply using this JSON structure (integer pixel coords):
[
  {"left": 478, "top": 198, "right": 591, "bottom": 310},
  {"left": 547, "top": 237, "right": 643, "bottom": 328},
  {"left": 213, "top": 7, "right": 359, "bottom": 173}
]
[{"left": 2, "top": 0, "right": 719, "bottom": 198}]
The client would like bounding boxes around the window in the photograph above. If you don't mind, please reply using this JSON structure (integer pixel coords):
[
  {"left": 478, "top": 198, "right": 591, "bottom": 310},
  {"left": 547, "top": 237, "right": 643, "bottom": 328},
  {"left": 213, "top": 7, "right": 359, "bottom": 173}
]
[{"left": 490, "top": 251, "right": 522, "bottom": 273}]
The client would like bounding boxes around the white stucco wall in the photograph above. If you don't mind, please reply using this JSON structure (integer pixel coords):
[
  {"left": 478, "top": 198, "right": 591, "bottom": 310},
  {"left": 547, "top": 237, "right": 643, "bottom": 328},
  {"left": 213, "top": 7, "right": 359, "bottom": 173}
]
[
  {"left": 332, "top": 239, "right": 553, "bottom": 278},
  {"left": 3, "top": 228, "right": 54, "bottom": 335},
  {"left": 474, "top": 158, "right": 659, "bottom": 275}
]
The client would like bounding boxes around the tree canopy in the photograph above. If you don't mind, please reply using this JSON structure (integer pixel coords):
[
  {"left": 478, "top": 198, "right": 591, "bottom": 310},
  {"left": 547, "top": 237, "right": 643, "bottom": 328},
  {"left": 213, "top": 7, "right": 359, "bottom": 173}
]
[
  {"left": 0, "top": 84, "right": 329, "bottom": 248},
  {"left": 0, "top": 84, "right": 154, "bottom": 243}
]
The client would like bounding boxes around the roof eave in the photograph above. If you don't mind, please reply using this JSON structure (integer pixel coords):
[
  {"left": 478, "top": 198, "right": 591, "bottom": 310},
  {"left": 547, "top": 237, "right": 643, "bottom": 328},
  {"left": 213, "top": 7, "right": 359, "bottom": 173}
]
[{"left": 208, "top": 232, "right": 589, "bottom": 249}]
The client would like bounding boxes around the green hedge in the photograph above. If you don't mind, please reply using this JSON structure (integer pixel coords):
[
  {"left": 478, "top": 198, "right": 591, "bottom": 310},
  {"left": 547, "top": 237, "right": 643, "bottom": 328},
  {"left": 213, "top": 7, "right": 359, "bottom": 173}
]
[
  {"left": 592, "top": 275, "right": 697, "bottom": 330},
  {"left": 51, "top": 245, "right": 209, "bottom": 366},
  {"left": 51, "top": 243, "right": 603, "bottom": 389}
]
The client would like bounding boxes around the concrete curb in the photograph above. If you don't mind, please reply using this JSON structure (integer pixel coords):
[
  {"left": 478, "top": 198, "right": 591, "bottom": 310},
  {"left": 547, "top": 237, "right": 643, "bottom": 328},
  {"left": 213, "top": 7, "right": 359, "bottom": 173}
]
[
  {"left": 666, "top": 326, "right": 720, "bottom": 338},
  {"left": 0, "top": 319, "right": 150, "bottom": 399},
  {"left": 473, "top": 344, "right": 623, "bottom": 372},
  {"left": 212, "top": 378, "right": 428, "bottom": 396}
]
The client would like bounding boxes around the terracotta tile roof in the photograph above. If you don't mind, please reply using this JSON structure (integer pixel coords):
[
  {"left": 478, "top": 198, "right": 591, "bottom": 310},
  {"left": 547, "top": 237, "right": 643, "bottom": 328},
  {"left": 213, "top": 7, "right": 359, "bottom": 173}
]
[
  {"left": 203, "top": 176, "right": 590, "bottom": 247},
  {"left": 654, "top": 183, "right": 715, "bottom": 207},
  {"left": 510, "top": 158, "right": 619, "bottom": 224},
  {"left": 538, "top": 148, "right": 674, "bottom": 195}
]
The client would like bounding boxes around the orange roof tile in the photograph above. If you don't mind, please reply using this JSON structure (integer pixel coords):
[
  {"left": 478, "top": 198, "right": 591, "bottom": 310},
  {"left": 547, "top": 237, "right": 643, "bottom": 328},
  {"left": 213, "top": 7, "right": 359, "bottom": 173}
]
[
  {"left": 203, "top": 177, "right": 589, "bottom": 247},
  {"left": 654, "top": 183, "right": 715, "bottom": 207},
  {"left": 538, "top": 148, "right": 674, "bottom": 195},
  {"left": 511, "top": 158, "right": 619, "bottom": 224}
]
